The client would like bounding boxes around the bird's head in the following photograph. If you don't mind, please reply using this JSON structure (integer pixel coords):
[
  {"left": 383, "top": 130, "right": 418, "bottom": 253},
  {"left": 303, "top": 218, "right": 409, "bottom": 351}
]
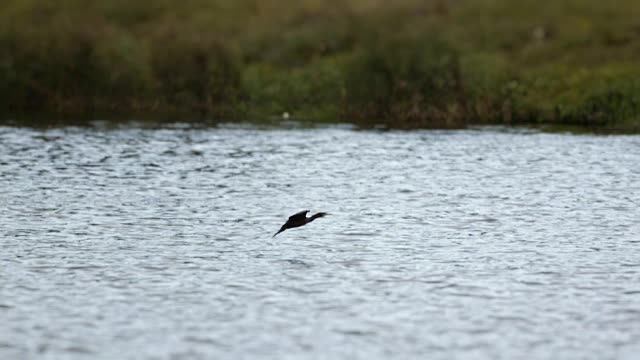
[{"left": 310, "top": 212, "right": 329, "bottom": 220}]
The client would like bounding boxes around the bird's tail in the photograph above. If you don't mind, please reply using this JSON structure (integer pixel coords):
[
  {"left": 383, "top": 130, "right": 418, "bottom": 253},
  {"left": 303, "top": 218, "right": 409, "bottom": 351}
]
[{"left": 273, "top": 227, "right": 285, "bottom": 237}]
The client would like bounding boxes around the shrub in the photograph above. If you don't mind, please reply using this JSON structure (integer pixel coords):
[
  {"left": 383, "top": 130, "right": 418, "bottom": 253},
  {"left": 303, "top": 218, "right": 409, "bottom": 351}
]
[
  {"left": 562, "top": 81, "right": 640, "bottom": 127},
  {"left": 149, "top": 28, "right": 242, "bottom": 114},
  {"left": 343, "top": 35, "right": 466, "bottom": 128},
  {"left": 0, "top": 18, "right": 151, "bottom": 113}
]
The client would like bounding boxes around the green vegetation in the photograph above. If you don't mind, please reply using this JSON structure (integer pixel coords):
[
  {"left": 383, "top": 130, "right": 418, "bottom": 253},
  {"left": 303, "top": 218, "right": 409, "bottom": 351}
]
[{"left": 1, "top": 0, "right": 640, "bottom": 130}]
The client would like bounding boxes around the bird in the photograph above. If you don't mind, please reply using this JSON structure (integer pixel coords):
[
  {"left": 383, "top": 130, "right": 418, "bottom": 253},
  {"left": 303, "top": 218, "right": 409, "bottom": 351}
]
[{"left": 273, "top": 210, "right": 328, "bottom": 237}]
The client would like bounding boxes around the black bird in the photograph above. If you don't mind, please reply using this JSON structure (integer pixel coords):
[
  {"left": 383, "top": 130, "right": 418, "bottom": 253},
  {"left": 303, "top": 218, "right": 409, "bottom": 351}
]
[{"left": 273, "top": 210, "right": 328, "bottom": 237}]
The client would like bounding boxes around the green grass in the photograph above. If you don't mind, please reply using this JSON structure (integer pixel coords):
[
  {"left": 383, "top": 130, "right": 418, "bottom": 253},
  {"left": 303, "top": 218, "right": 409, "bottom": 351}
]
[{"left": 1, "top": 0, "right": 640, "bottom": 130}]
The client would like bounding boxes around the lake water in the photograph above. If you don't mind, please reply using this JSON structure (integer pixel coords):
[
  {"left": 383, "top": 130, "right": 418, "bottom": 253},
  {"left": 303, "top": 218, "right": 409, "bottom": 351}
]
[{"left": 2, "top": 124, "right": 640, "bottom": 359}]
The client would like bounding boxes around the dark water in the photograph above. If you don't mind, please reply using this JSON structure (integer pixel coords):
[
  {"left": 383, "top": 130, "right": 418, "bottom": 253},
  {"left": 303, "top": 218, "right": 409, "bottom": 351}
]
[{"left": 2, "top": 124, "right": 640, "bottom": 359}]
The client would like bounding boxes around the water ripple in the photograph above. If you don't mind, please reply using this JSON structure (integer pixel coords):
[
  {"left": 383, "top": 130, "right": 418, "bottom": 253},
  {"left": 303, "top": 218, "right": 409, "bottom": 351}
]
[{"left": 1, "top": 126, "right": 639, "bottom": 360}]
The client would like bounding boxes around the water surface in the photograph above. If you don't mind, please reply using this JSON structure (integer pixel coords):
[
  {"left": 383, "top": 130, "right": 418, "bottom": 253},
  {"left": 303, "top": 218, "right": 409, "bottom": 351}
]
[{"left": 1, "top": 124, "right": 640, "bottom": 359}]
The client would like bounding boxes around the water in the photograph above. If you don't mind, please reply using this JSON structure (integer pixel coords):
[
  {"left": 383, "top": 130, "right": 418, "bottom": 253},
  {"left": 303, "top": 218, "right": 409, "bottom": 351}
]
[{"left": 1, "top": 124, "right": 640, "bottom": 359}]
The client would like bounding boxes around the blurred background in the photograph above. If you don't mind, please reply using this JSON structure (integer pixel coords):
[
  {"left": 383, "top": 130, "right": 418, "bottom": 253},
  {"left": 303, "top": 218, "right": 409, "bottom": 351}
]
[
  {"left": 1, "top": 0, "right": 639, "bottom": 130},
  {"left": 3, "top": 2, "right": 640, "bottom": 360}
]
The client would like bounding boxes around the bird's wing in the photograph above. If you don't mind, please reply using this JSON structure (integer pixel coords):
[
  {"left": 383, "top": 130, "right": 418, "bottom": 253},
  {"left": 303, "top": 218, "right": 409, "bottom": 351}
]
[{"left": 288, "top": 210, "right": 309, "bottom": 221}]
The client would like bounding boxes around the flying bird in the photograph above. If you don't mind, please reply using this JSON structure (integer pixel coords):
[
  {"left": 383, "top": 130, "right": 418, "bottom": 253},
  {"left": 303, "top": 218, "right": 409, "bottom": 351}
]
[{"left": 273, "top": 210, "right": 328, "bottom": 237}]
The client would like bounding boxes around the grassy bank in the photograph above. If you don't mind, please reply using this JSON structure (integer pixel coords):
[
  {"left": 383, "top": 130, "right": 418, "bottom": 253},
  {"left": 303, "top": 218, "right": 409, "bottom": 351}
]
[{"left": 1, "top": 0, "right": 640, "bottom": 130}]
